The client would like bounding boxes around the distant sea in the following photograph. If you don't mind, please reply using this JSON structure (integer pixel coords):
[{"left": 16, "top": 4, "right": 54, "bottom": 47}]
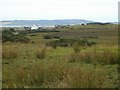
[
  {"left": 0, "top": 23, "right": 57, "bottom": 28},
  {"left": 0, "top": 19, "right": 94, "bottom": 27}
]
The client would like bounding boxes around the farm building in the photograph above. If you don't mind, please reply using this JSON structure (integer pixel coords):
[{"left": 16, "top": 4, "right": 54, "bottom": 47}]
[{"left": 31, "top": 24, "right": 39, "bottom": 30}]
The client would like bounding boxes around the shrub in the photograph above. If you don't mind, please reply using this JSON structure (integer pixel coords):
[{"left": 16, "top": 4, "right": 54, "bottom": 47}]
[
  {"left": 46, "top": 39, "right": 96, "bottom": 48},
  {"left": 52, "top": 41, "right": 58, "bottom": 49},
  {"left": 87, "top": 42, "right": 96, "bottom": 47},
  {"left": 43, "top": 35, "right": 52, "bottom": 39},
  {"left": 51, "top": 44, "right": 57, "bottom": 49},
  {"left": 36, "top": 46, "right": 46, "bottom": 59},
  {"left": 52, "top": 36, "right": 60, "bottom": 39},
  {"left": 46, "top": 41, "right": 57, "bottom": 49},
  {"left": 2, "top": 30, "right": 30, "bottom": 43}
]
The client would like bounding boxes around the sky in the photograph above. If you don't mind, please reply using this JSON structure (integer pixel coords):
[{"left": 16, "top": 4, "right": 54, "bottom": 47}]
[{"left": 0, "top": 0, "right": 119, "bottom": 22}]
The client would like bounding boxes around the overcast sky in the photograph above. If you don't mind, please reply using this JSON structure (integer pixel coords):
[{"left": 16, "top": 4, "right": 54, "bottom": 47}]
[{"left": 0, "top": 0, "right": 119, "bottom": 22}]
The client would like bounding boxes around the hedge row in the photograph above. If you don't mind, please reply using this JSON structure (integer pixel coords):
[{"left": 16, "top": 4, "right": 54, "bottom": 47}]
[{"left": 46, "top": 38, "right": 96, "bottom": 48}]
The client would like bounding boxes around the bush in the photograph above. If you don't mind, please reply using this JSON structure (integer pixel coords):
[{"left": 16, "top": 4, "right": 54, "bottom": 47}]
[
  {"left": 44, "top": 35, "right": 60, "bottom": 39},
  {"left": 36, "top": 46, "right": 46, "bottom": 59},
  {"left": 46, "top": 39, "right": 96, "bottom": 48},
  {"left": 51, "top": 43, "right": 57, "bottom": 49},
  {"left": 53, "top": 36, "right": 60, "bottom": 39},
  {"left": 2, "top": 30, "right": 30, "bottom": 43},
  {"left": 43, "top": 35, "right": 52, "bottom": 39},
  {"left": 46, "top": 41, "right": 57, "bottom": 49}
]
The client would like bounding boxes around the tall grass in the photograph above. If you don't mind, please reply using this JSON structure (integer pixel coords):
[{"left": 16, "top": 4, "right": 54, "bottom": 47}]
[
  {"left": 65, "top": 53, "right": 78, "bottom": 63},
  {"left": 97, "top": 50, "right": 118, "bottom": 65},
  {"left": 72, "top": 42, "right": 81, "bottom": 53},
  {"left": 2, "top": 49, "right": 18, "bottom": 59},
  {"left": 66, "top": 49, "right": 118, "bottom": 65},
  {"left": 2, "top": 25, "right": 118, "bottom": 88},
  {"left": 35, "top": 45, "right": 47, "bottom": 59},
  {"left": 3, "top": 60, "right": 114, "bottom": 88},
  {"left": 64, "top": 66, "right": 112, "bottom": 88},
  {"left": 3, "top": 61, "right": 67, "bottom": 88}
]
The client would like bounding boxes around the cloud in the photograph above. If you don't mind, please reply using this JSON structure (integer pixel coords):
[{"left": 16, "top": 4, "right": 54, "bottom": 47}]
[{"left": 0, "top": 0, "right": 119, "bottom": 22}]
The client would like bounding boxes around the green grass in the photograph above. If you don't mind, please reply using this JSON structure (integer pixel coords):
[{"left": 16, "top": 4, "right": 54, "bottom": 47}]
[{"left": 2, "top": 24, "right": 119, "bottom": 88}]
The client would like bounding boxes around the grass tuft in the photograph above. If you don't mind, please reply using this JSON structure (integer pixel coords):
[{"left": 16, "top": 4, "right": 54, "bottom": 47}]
[
  {"left": 36, "top": 45, "right": 47, "bottom": 59},
  {"left": 2, "top": 49, "right": 18, "bottom": 59},
  {"left": 65, "top": 49, "right": 118, "bottom": 65}
]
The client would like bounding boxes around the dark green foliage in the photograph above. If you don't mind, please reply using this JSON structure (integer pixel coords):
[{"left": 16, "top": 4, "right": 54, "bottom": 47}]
[
  {"left": 30, "top": 29, "right": 60, "bottom": 33},
  {"left": 52, "top": 36, "right": 60, "bottom": 39},
  {"left": 46, "top": 38, "right": 96, "bottom": 47},
  {"left": 43, "top": 35, "right": 60, "bottom": 39},
  {"left": 2, "top": 30, "right": 30, "bottom": 43},
  {"left": 29, "top": 34, "right": 37, "bottom": 36},
  {"left": 44, "top": 35, "right": 52, "bottom": 39},
  {"left": 47, "top": 40, "right": 57, "bottom": 49}
]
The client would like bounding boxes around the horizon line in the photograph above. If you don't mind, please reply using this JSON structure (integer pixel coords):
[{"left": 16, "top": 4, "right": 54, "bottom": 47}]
[{"left": 0, "top": 19, "right": 117, "bottom": 23}]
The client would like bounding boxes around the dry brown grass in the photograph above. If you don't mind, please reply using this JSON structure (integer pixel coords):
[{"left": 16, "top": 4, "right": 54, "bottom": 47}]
[
  {"left": 2, "top": 59, "right": 116, "bottom": 88},
  {"left": 64, "top": 66, "right": 111, "bottom": 88},
  {"left": 35, "top": 45, "right": 47, "bottom": 59},
  {"left": 72, "top": 42, "right": 81, "bottom": 53},
  {"left": 66, "top": 50, "right": 118, "bottom": 65},
  {"left": 2, "top": 50, "right": 18, "bottom": 59}
]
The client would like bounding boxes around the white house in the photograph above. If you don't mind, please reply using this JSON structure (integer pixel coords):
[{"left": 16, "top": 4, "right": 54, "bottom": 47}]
[{"left": 31, "top": 24, "right": 39, "bottom": 30}]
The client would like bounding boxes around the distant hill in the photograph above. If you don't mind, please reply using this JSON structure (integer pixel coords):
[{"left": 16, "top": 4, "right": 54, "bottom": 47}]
[{"left": 1, "top": 19, "right": 94, "bottom": 27}]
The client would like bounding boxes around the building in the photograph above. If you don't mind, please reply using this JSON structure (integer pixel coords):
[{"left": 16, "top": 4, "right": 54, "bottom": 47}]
[{"left": 31, "top": 24, "right": 39, "bottom": 30}]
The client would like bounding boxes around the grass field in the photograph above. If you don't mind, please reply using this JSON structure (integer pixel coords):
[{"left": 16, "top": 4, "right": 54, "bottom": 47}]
[{"left": 2, "top": 24, "right": 119, "bottom": 88}]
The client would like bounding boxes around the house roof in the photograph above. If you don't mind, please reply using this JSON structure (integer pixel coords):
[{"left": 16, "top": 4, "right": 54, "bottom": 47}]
[{"left": 31, "top": 24, "right": 39, "bottom": 29}]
